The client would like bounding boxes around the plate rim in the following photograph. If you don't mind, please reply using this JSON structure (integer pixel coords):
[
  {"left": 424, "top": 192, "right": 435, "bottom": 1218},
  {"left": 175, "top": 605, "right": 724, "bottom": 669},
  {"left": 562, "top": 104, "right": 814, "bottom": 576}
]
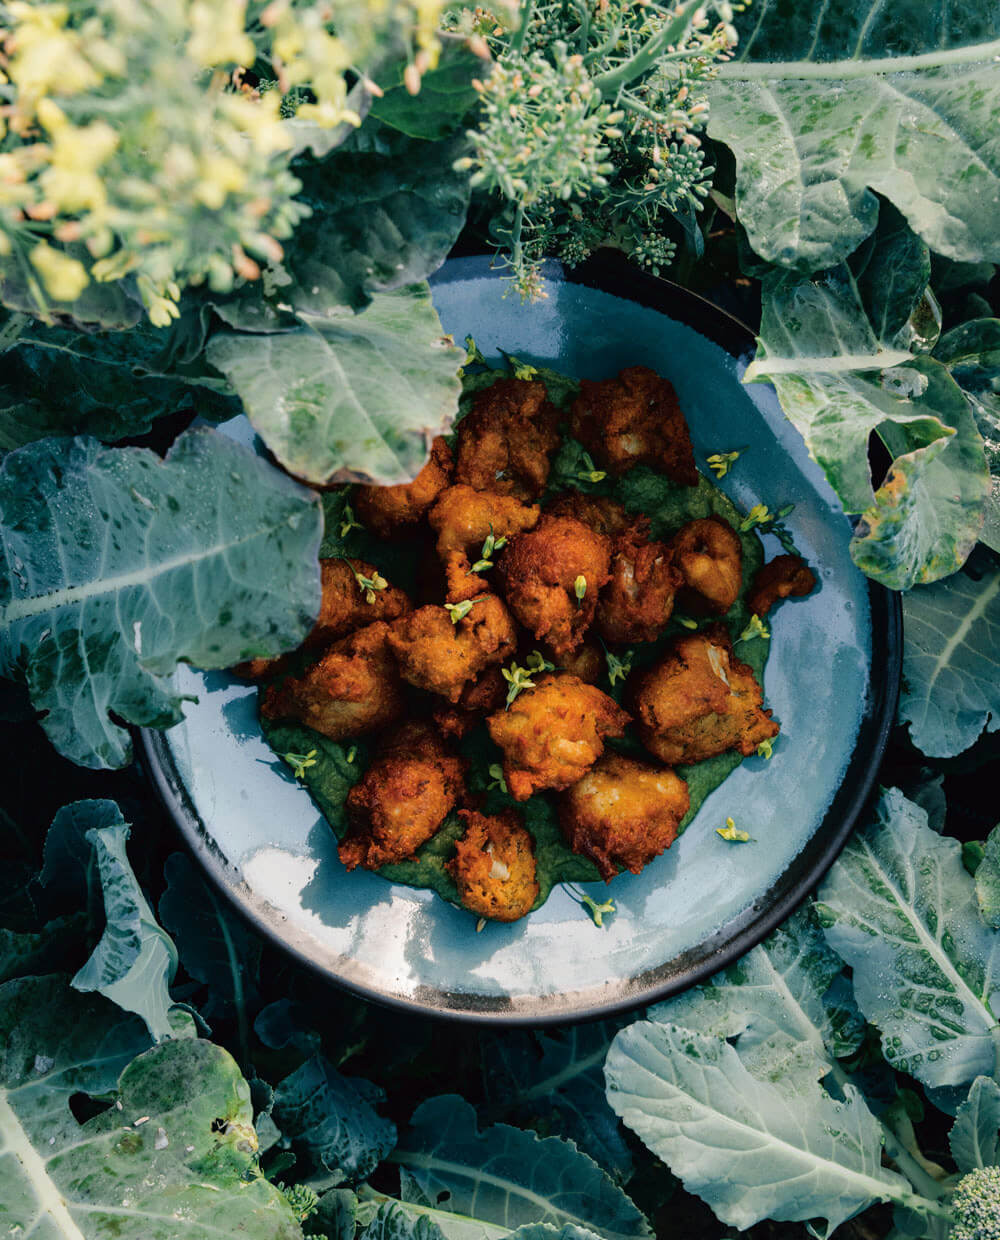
[{"left": 140, "top": 253, "right": 903, "bottom": 1027}]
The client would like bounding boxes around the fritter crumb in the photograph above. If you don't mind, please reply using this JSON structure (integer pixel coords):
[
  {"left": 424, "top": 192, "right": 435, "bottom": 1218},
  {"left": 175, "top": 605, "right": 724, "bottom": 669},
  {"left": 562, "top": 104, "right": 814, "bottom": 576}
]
[
  {"left": 338, "top": 720, "right": 464, "bottom": 871},
  {"left": 558, "top": 752, "right": 690, "bottom": 881},
  {"left": 487, "top": 673, "right": 630, "bottom": 800},
  {"left": 387, "top": 595, "right": 517, "bottom": 703},
  {"left": 748, "top": 554, "right": 816, "bottom": 616},
  {"left": 454, "top": 378, "right": 560, "bottom": 500},
  {"left": 596, "top": 529, "right": 683, "bottom": 645},
  {"left": 669, "top": 517, "right": 743, "bottom": 616},
  {"left": 448, "top": 807, "right": 539, "bottom": 922},
  {"left": 570, "top": 366, "right": 698, "bottom": 483},
  {"left": 354, "top": 437, "right": 453, "bottom": 538}
]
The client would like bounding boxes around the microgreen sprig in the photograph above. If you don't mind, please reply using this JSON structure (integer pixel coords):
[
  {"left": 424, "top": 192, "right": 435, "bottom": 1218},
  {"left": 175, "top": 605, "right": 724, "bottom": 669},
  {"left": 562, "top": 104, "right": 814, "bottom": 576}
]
[
  {"left": 464, "top": 334, "right": 488, "bottom": 368},
  {"left": 577, "top": 451, "right": 607, "bottom": 484},
  {"left": 605, "top": 647, "right": 634, "bottom": 687},
  {"left": 675, "top": 615, "right": 699, "bottom": 631},
  {"left": 352, "top": 567, "right": 388, "bottom": 604},
  {"left": 574, "top": 575, "right": 588, "bottom": 605},
  {"left": 565, "top": 883, "right": 616, "bottom": 927},
  {"left": 525, "top": 649, "right": 555, "bottom": 673},
  {"left": 487, "top": 763, "right": 508, "bottom": 793},
  {"left": 756, "top": 738, "right": 774, "bottom": 760},
  {"left": 706, "top": 449, "right": 743, "bottom": 478},
  {"left": 339, "top": 501, "right": 363, "bottom": 539},
  {"left": 502, "top": 660, "right": 537, "bottom": 707},
  {"left": 282, "top": 749, "right": 317, "bottom": 780},
  {"left": 469, "top": 525, "right": 508, "bottom": 574},
  {"left": 444, "top": 596, "right": 486, "bottom": 624},
  {"left": 740, "top": 501, "right": 800, "bottom": 554},
  {"left": 716, "top": 816, "right": 752, "bottom": 843},
  {"left": 737, "top": 614, "right": 770, "bottom": 643}
]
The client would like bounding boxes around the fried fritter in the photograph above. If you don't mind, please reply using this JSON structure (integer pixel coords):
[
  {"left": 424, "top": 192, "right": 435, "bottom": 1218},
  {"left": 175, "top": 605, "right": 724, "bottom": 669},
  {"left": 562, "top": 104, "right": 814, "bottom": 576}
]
[
  {"left": 338, "top": 721, "right": 464, "bottom": 871},
  {"left": 454, "top": 378, "right": 560, "bottom": 500},
  {"left": 432, "top": 665, "right": 507, "bottom": 740},
  {"left": 448, "top": 808, "right": 539, "bottom": 922},
  {"left": 631, "top": 625, "right": 778, "bottom": 766},
  {"left": 260, "top": 621, "right": 404, "bottom": 742},
  {"left": 387, "top": 595, "right": 518, "bottom": 703},
  {"left": 558, "top": 752, "right": 690, "bottom": 881},
  {"left": 748, "top": 554, "right": 816, "bottom": 616},
  {"left": 596, "top": 529, "right": 683, "bottom": 645},
  {"left": 353, "top": 437, "right": 453, "bottom": 538},
  {"left": 500, "top": 515, "right": 612, "bottom": 657},
  {"left": 487, "top": 673, "right": 630, "bottom": 800},
  {"left": 428, "top": 484, "right": 540, "bottom": 603},
  {"left": 548, "top": 637, "right": 603, "bottom": 684},
  {"left": 669, "top": 517, "right": 742, "bottom": 616},
  {"left": 570, "top": 366, "right": 699, "bottom": 483},
  {"left": 545, "top": 493, "right": 648, "bottom": 540}
]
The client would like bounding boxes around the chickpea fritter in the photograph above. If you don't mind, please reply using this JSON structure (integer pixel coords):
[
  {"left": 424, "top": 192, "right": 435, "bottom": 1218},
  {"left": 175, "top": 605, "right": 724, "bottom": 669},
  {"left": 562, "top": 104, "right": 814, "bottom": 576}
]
[
  {"left": 487, "top": 673, "right": 630, "bottom": 800},
  {"left": 353, "top": 437, "right": 452, "bottom": 538},
  {"left": 500, "top": 515, "right": 612, "bottom": 657},
  {"left": 669, "top": 517, "right": 742, "bottom": 616},
  {"left": 558, "top": 753, "right": 690, "bottom": 881},
  {"left": 338, "top": 721, "right": 464, "bottom": 871},
  {"left": 387, "top": 595, "right": 517, "bottom": 703},
  {"left": 432, "top": 666, "right": 507, "bottom": 740},
  {"left": 570, "top": 366, "right": 699, "bottom": 484},
  {"left": 260, "top": 621, "right": 404, "bottom": 742},
  {"left": 448, "top": 808, "right": 539, "bottom": 922},
  {"left": 545, "top": 493, "right": 647, "bottom": 540},
  {"left": 748, "top": 554, "right": 816, "bottom": 616},
  {"left": 596, "top": 530, "right": 683, "bottom": 645},
  {"left": 631, "top": 626, "right": 778, "bottom": 766},
  {"left": 454, "top": 378, "right": 560, "bottom": 501},
  {"left": 428, "top": 484, "right": 540, "bottom": 603}
]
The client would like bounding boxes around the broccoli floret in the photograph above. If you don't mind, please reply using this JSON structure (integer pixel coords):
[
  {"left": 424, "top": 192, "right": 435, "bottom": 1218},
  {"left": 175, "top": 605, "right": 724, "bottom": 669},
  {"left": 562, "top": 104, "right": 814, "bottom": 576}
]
[
  {"left": 278, "top": 1182, "right": 319, "bottom": 1223},
  {"left": 951, "top": 1167, "right": 1000, "bottom": 1240}
]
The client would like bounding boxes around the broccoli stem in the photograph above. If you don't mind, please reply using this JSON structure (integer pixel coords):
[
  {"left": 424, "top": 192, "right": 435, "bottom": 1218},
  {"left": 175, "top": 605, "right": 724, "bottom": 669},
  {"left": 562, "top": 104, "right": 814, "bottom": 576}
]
[{"left": 592, "top": 0, "right": 706, "bottom": 97}]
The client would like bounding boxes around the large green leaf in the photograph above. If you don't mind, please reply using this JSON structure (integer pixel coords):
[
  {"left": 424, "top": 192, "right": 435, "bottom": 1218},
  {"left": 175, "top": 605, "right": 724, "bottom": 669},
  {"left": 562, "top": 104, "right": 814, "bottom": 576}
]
[
  {"left": 0, "top": 981, "right": 301, "bottom": 1240},
  {"left": 709, "top": 4, "right": 1000, "bottom": 270},
  {"left": 949, "top": 1077, "right": 1000, "bottom": 1173},
  {"left": 975, "top": 825, "right": 1000, "bottom": 930},
  {"left": 897, "top": 567, "right": 1000, "bottom": 757},
  {"left": 207, "top": 284, "right": 464, "bottom": 486},
  {"left": 391, "top": 1096, "right": 650, "bottom": 1240},
  {"left": 0, "top": 428, "right": 322, "bottom": 769},
  {"left": 372, "top": 39, "right": 483, "bottom": 140},
  {"left": 604, "top": 1018, "right": 909, "bottom": 1236},
  {"left": 816, "top": 788, "right": 1000, "bottom": 1091}
]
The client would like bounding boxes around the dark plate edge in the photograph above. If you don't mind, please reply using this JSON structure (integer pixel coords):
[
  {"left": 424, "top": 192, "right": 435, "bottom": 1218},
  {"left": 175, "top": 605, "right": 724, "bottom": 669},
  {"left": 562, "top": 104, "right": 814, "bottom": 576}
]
[{"left": 140, "top": 253, "right": 903, "bottom": 1027}]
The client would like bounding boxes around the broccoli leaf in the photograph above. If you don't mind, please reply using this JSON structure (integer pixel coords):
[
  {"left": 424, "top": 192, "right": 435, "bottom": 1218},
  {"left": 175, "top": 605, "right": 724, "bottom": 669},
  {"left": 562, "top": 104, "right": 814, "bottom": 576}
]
[
  {"left": 390, "top": 1095, "right": 651, "bottom": 1239},
  {"left": 949, "top": 1076, "right": 1000, "bottom": 1172},
  {"left": 816, "top": 788, "right": 1000, "bottom": 1091},
  {"left": 206, "top": 284, "right": 464, "bottom": 486},
  {"left": 709, "top": 6, "right": 1000, "bottom": 271},
  {"left": 372, "top": 39, "right": 483, "bottom": 140},
  {"left": 0, "top": 428, "right": 322, "bottom": 769},
  {"left": 898, "top": 567, "right": 1000, "bottom": 757},
  {"left": 359, "top": 1201, "right": 447, "bottom": 1240},
  {"left": 604, "top": 1018, "right": 908, "bottom": 1236},
  {"left": 975, "top": 825, "right": 1000, "bottom": 929}
]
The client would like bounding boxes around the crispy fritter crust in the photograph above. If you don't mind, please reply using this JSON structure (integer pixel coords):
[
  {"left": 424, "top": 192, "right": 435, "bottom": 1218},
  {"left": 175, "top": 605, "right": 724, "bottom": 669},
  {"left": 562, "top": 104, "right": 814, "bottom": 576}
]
[
  {"left": 558, "top": 752, "right": 690, "bottom": 881},
  {"left": 631, "top": 625, "right": 778, "bottom": 766},
  {"left": 487, "top": 673, "right": 630, "bottom": 800},
  {"left": 596, "top": 530, "right": 683, "bottom": 645},
  {"left": 747, "top": 554, "right": 816, "bottom": 616},
  {"left": 454, "top": 379, "right": 560, "bottom": 500},
  {"left": 354, "top": 437, "right": 453, "bottom": 538},
  {"left": 428, "top": 484, "right": 540, "bottom": 602},
  {"left": 669, "top": 517, "right": 742, "bottom": 616},
  {"left": 569, "top": 366, "right": 698, "bottom": 483},
  {"left": 545, "top": 493, "right": 648, "bottom": 540},
  {"left": 448, "top": 808, "right": 539, "bottom": 922},
  {"left": 387, "top": 595, "right": 518, "bottom": 703},
  {"left": 338, "top": 720, "right": 464, "bottom": 871},
  {"left": 499, "top": 515, "right": 612, "bottom": 657},
  {"left": 259, "top": 621, "right": 405, "bottom": 742},
  {"left": 432, "top": 665, "right": 507, "bottom": 740}
]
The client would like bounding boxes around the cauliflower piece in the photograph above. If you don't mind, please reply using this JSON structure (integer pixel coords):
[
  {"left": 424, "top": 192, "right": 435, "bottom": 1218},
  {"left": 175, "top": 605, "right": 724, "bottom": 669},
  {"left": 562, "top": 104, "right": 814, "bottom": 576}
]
[
  {"left": 630, "top": 625, "right": 778, "bottom": 766},
  {"left": 428, "top": 483, "right": 540, "bottom": 603},
  {"left": 596, "top": 529, "right": 683, "bottom": 645},
  {"left": 260, "top": 621, "right": 404, "bottom": 742},
  {"left": 747, "top": 554, "right": 816, "bottom": 616},
  {"left": 353, "top": 437, "right": 453, "bottom": 538},
  {"left": 558, "top": 752, "right": 690, "bottom": 880},
  {"left": 500, "top": 515, "right": 612, "bottom": 657},
  {"left": 569, "top": 366, "right": 698, "bottom": 483},
  {"left": 487, "top": 672, "right": 630, "bottom": 800},
  {"left": 338, "top": 720, "right": 464, "bottom": 871},
  {"left": 387, "top": 595, "right": 517, "bottom": 703},
  {"left": 669, "top": 516, "right": 743, "bottom": 616},
  {"left": 454, "top": 378, "right": 560, "bottom": 500},
  {"left": 448, "top": 807, "right": 539, "bottom": 922}
]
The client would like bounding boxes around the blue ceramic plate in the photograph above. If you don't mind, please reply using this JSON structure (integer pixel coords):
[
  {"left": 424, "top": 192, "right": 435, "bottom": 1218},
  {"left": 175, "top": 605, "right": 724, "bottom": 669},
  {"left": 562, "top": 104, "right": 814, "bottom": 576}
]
[{"left": 142, "top": 255, "right": 900, "bottom": 1025}]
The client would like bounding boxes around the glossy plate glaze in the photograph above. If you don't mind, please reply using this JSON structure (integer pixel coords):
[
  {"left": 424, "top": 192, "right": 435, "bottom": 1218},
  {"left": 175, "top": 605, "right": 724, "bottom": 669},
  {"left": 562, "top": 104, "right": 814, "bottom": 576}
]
[{"left": 142, "top": 255, "right": 900, "bottom": 1025}]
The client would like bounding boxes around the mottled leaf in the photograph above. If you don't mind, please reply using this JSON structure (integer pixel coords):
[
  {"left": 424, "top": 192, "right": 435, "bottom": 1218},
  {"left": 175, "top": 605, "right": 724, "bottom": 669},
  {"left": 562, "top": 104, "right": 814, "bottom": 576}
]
[
  {"left": 0, "top": 429, "right": 322, "bottom": 768},
  {"left": 975, "top": 825, "right": 1000, "bottom": 929},
  {"left": 950, "top": 1076, "right": 1000, "bottom": 1172},
  {"left": 360, "top": 1201, "right": 447, "bottom": 1240}
]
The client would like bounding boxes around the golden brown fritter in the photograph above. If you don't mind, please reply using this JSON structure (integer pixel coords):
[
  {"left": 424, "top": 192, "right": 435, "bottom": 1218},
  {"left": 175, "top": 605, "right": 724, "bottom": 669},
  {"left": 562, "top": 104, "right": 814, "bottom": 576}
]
[
  {"left": 338, "top": 721, "right": 464, "bottom": 871},
  {"left": 748, "top": 554, "right": 816, "bottom": 616},
  {"left": 454, "top": 378, "right": 560, "bottom": 500},
  {"left": 548, "top": 638, "right": 603, "bottom": 684},
  {"left": 500, "top": 515, "right": 612, "bottom": 657},
  {"left": 309, "top": 557, "right": 412, "bottom": 646},
  {"left": 260, "top": 621, "right": 405, "bottom": 742},
  {"left": 545, "top": 493, "right": 648, "bottom": 540},
  {"left": 387, "top": 595, "right": 518, "bottom": 703},
  {"left": 570, "top": 366, "right": 699, "bottom": 484},
  {"left": 631, "top": 625, "right": 778, "bottom": 766},
  {"left": 428, "top": 484, "right": 540, "bottom": 603},
  {"left": 486, "top": 673, "right": 630, "bottom": 800},
  {"left": 448, "top": 808, "right": 539, "bottom": 922},
  {"left": 558, "top": 753, "right": 690, "bottom": 881},
  {"left": 353, "top": 437, "right": 453, "bottom": 538},
  {"left": 669, "top": 517, "right": 742, "bottom": 616},
  {"left": 596, "top": 530, "right": 683, "bottom": 645},
  {"left": 432, "top": 666, "right": 508, "bottom": 740}
]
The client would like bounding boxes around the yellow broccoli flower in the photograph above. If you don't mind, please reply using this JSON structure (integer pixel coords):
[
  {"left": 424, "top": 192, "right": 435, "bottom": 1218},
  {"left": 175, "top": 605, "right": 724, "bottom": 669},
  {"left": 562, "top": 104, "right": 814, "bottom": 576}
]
[
  {"left": 29, "top": 241, "right": 90, "bottom": 301},
  {"left": 187, "top": 0, "right": 255, "bottom": 68},
  {"left": 8, "top": 3, "right": 102, "bottom": 100}
]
